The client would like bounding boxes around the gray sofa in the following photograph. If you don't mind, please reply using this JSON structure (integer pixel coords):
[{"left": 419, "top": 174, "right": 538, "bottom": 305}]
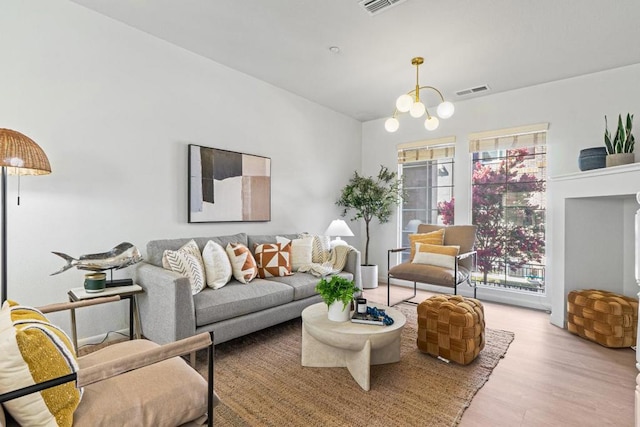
[{"left": 135, "top": 233, "right": 361, "bottom": 345}]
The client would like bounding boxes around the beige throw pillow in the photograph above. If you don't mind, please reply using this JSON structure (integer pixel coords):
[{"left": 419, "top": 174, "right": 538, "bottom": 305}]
[
  {"left": 201, "top": 240, "right": 232, "bottom": 289},
  {"left": 162, "top": 240, "right": 206, "bottom": 294},
  {"left": 412, "top": 243, "right": 460, "bottom": 269},
  {"left": 226, "top": 243, "right": 258, "bottom": 283},
  {"left": 276, "top": 235, "right": 313, "bottom": 271}
]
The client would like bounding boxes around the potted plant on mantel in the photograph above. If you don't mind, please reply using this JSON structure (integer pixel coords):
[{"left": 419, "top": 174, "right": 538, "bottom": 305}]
[
  {"left": 315, "top": 276, "right": 359, "bottom": 322},
  {"left": 336, "top": 165, "right": 404, "bottom": 289},
  {"left": 604, "top": 113, "right": 635, "bottom": 167}
]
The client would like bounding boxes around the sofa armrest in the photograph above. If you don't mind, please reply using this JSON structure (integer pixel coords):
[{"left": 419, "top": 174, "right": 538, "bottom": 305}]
[
  {"left": 344, "top": 249, "right": 362, "bottom": 290},
  {"left": 134, "top": 262, "right": 196, "bottom": 344}
]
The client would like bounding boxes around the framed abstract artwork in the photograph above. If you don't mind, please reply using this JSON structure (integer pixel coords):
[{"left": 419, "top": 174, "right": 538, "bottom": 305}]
[{"left": 188, "top": 144, "right": 271, "bottom": 223}]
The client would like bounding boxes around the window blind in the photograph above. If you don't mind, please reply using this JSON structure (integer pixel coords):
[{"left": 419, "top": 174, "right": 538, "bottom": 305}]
[
  {"left": 397, "top": 136, "right": 456, "bottom": 164},
  {"left": 468, "top": 123, "right": 548, "bottom": 152}
]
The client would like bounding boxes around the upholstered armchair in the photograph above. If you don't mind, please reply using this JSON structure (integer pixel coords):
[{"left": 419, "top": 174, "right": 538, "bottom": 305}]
[
  {"left": 0, "top": 297, "right": 217, "bottom": 426},
  {"left": 387, "top": 224, "right": 478, "bottom": 306}
]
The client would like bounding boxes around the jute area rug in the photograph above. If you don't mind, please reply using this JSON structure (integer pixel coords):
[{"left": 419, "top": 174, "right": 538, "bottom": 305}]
[{"left": 204, "top": 304, "right": 514, "bottom": 427}]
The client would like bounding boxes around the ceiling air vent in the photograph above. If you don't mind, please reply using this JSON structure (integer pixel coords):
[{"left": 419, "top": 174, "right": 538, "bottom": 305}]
[
  {"left": 455, "top": 85, "right": 490, "bottom": 97},
  {"left": 358, "top": 0, "right": 408, "bottom": 16}
]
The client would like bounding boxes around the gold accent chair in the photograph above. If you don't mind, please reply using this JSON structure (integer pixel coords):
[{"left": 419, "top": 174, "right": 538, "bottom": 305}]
[
  {"left": 387, "top": 224, "right": 478, "bottom": 306},
  {"left": 0, "top": 296, "right": 217, "bottom": 426}
]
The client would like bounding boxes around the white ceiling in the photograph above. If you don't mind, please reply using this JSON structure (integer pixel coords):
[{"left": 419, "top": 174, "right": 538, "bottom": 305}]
[{"left": 70, "top": 0, "right": 640, "bottom": 122}]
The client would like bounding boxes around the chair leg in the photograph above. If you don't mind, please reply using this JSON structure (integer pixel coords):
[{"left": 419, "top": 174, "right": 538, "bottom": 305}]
[{"left": 190, "top": 351, "right": 196, "bottom": 367}]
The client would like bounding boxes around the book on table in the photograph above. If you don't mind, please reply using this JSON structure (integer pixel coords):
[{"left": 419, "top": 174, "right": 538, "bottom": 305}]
[{"left": 351, "top": 311, "right": 385, "bottom": 325}]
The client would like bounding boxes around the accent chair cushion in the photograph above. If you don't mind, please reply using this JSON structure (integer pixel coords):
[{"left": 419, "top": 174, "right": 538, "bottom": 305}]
[
  {"left": 201, "top": 240, "right": 233, "bottom": 289},
  {"left": 226, "top": 243, "right": 258, "bottom": 283},
  {"left": 408, "top": 229, "right": 445, "bottom": 260},
  {"left": 276, "top": 235, "right": 313, "bottom": 271},
  {"left": 162, "top": 239, "right": 206, "bottom": 294},
  {"left": 254, "top": 243, "right": 292, "bottom": 278},
  {"left": 412, "top": 243, "right": 460, "bottom": 269},
  {"left": 0, "top": 301, "right": 81, "bottom": 427}
]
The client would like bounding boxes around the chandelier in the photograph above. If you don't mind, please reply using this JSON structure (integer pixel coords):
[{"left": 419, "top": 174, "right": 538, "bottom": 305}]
[{"left": 385, "top": 57, "right": 454, "bottom": 133}]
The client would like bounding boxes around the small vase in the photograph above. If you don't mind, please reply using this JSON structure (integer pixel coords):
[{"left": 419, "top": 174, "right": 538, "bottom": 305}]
[
  {"left": 327, "top": 300, "right": 351, "bottom": 322},
  {"left": 606, "top": 152, "right": 635, "bottom": 167}
]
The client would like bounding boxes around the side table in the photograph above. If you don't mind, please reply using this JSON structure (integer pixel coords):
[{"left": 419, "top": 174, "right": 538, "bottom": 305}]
[{"left": 67, "top": 284, "right": 144, "bottom": 351}]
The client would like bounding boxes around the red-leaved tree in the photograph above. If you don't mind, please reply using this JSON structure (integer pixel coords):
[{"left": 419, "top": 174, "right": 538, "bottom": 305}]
[{"left": 438, "top": 148, "right": 545, "bottom": 285}]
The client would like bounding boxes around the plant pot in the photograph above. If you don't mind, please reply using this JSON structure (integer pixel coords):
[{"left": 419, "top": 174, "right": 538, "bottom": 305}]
[
  {"left": 361, "top": 264, "right": 379, "bottom": 289},
  {"left": 606, "top": 152, "right": 635, "bottom": 167},
  {"left": 578, "top": 147, "right": 607, "bottom": 171},
  {"left": 327, "top": 300, "right": 351, "bottom": 322}
]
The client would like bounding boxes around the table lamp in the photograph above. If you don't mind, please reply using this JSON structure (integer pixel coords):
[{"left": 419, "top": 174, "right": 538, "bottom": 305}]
[
  {"left": 324, "top": 219, "right": 354, "bottom": 249},
  {"left": 0, "top": 129, "right": 51, "bottom": 303}
]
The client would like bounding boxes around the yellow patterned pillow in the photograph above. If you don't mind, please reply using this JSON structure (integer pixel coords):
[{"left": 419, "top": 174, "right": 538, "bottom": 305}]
[
  {"left": 412, "top": 243, "right": 460, "bottom": 269},
  {"left": 0, "top": 300, "right": 81, "bottom": 426},
  {"left": 408, "top": 229, "right": 445, "bottom": 261}
]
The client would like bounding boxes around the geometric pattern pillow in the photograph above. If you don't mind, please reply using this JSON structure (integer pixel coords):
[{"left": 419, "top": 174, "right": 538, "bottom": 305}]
[
  {"left": 408, "top": 229, "right": 445, "bottom": 261},
  {"left": 225, "top": 243, "right": 258, "bottom": 284},
  {"left": 254, "top": 243, "right": 292, "bottom": 278},
  {"left": 276, "top": 235, "right": 313, "bottom": 271},
  {"left": 162, "top": 240, "right": 206, "bottom": 294},
  {"left": 0, "top": 301, "right": 81, "bottom": 427},
  {"left": 412, "top": 243, "right": 460, "bottom": 269},
  {"left": 201, "top": 240, "right": 232, "bottom": 290}
]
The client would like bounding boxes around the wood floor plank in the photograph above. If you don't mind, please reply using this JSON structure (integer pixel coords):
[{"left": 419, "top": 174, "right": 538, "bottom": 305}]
[{"left": 364, "top": 284, "right": 636, "bottom": 426}]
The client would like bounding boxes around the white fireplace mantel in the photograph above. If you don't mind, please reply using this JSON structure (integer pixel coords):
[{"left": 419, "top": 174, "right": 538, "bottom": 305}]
[{"left": 548, "top": 162, "right": 640, "bottom": 328}]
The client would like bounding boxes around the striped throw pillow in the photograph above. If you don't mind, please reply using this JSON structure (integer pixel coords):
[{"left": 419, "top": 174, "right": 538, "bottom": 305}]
[
  {"left": 0, "top": 301, "right": 81, "bottom": 426},
  {"left": 408, "top": 229, "right": 445, "bottom": 261},
  {"left": 412, "top": 243, "right": 460, "bottom": 269},
  {"left": 162, "top": 239, "right": 206, "bottom": 294}
]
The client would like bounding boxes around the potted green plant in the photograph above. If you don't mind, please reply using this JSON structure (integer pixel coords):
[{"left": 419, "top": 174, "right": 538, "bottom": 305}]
[
  {"left": 315, "top": 276, "right": 359, "bottom": 322},
  {"left": 336, "top": 165, "right": 404, "bottom": 289},
  {"left": 604, "top": 113, "right": 635, "bottom": 167}
]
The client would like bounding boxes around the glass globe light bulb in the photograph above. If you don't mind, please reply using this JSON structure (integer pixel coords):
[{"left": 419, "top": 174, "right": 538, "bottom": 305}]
[
  {"left": 437, "top": 101, "right": 455, "bottom": 119},
  {"left": 395, "top": 94, "right": 413, "bottom": 113},
  {"left": 409, "top": 101, "right": 426, "bottom": 118},
  {"left": 384, "top": 117, "right": 399, "bottom": 133},
  {"left": 424, "top": 116, "right": 440, "bottom": 131}
]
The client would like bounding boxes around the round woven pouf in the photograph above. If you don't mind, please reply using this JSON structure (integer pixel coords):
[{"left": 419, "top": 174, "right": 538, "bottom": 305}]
[{"left": 416, "top": 295, "right": 485, "bottom": 365}]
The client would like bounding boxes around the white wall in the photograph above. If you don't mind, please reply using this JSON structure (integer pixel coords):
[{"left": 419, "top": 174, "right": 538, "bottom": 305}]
[
  {"left": 0, "top": 1, "right": 362, "bottom": 339},
  {"left": 362, "top": 63, "right": 640, "bottom": 309}
]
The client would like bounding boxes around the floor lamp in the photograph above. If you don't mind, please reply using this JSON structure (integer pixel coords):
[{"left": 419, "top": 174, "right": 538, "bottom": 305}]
[{"left": 0, "top": 129, "right": 51, "bottom": 304}]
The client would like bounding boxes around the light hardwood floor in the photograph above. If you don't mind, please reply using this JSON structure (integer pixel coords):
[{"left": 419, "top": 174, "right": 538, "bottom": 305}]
[{"left": 363, "top": 284, "right": 636, "bottom": 427}]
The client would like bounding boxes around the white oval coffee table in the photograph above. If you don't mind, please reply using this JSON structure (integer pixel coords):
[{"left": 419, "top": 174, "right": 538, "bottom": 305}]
[{"left": 301, "top": 302, "right": 406, "bottom": 391}]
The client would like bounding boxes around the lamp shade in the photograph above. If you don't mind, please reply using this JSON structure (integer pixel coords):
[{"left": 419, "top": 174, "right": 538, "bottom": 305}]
[
  {"left": 324, "top": 219, "right": 354, "bottom": 237},
  {"left": 0, "top": 129, "right": 51, "bottom": 176}
]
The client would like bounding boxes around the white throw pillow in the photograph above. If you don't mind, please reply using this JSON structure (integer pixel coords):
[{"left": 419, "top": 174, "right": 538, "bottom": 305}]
[
  {"left": 412, "top": 243, "right": 460, "bottom": 270},
  {"left": 225, "top": 243, "right": 258, "bottom": 284},
  {"left": 202, "top": 240, "right": 232, "bottom": 289},
  {"left": 276, "top": 235, "right": 313, "bottom": 271},
  {"left": 162, "top": 240, "right": 206, "bottom": 294}
]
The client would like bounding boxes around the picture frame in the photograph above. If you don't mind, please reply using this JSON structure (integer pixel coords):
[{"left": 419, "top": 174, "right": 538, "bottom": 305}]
[{"left": 188, "top": 144, "right": 271, "bottom": 223}]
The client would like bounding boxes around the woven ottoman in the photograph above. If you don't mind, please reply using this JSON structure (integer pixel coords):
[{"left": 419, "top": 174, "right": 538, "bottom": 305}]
[
  {"left": 567, "top": 289, "right": 638, "bottom": 348},
  {"left": 417, "top": 295, "right": 485, "bottom": 365}
]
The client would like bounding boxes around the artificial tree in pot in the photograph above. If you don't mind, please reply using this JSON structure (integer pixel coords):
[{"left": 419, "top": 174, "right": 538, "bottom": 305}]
[
  {"left": 336, "top": 165, "right": 403, "bottom": 289},
  {"left": 604, "top": 113, "right": 635, "bottom": 167}
]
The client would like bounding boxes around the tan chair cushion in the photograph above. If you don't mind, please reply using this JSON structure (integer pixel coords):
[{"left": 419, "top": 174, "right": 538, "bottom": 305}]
[
  {"left": 75, "top": 340, "right": 210, "bottom": 427},
  {"left": 389, "top": 262, "right": 470, "bottom": 287}
]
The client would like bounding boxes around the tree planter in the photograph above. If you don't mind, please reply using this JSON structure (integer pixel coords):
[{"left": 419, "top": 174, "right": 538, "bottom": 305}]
[
  {"left": 606, "top": 152, "right": 635, "bottom": 167},
  {"left": 361, "top": 264, "right": 379, "bottom": 289},
  {"left": 327, "top": 300, "right": 351, "bottom": 322}
]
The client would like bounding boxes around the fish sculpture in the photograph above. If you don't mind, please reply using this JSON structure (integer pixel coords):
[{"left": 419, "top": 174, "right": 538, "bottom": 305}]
[{"left": 51, "top": 242, "right": 143, "bottom": 275}]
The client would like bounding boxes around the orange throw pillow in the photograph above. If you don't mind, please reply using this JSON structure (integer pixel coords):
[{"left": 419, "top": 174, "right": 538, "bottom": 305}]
[{"left": 408, "top": 229, "right": 445, "bottom": 261}]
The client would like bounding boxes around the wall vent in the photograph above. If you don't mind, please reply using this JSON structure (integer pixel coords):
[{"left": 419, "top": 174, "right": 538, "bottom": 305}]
[
  {"left": 455, "top": 84, "right": 490, "bottom": 97},
  {"left": 358, "top": 0, "right": 408, "bottom": 16}
]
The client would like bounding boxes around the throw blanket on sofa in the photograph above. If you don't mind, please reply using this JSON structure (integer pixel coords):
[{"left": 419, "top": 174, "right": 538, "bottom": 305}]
[{"left": 298, "top": 243, "right": 354, "bottom": 277}]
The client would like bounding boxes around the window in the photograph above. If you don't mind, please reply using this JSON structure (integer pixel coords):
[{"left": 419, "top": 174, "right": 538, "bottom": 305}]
[
  {"left": 397, "top": 137, "right": 455, "bottom": 262},
  {"left": 467, "top": 124, "right": 547, "bottom": 294}
]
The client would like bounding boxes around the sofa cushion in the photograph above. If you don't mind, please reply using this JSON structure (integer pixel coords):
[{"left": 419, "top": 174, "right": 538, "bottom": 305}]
[
  {"left": 413, "top": 243, "right": 460, "bottom": 269},
  {"left": 202, "top": 240, "right": 232, "bottom": 289},
  {"left": 147, "top": 233, "right": 248, "bottom": 267},
  {"left": 389, "top": 262, "right": 469, "bottom": 287},
  {"left": 254, "top": 243, "right": 292, "bottom": 278},
  {"left": 226, "top": 243, "right": 258, "bottom": 284},
  {"left": 193, "top": 280, "right": 294, "bottom": 326},
  {"left": 0, "top": 301, "right": 81, "bottom": 427},
  {"left": 75, "top": 339, "right": 211, "bottom": 426},
  {"left": 162, "top": 240, "right": 206, "bottom": 294},
  {"left": 267, "top": 271, "right": 354, "bottom": 301}
]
